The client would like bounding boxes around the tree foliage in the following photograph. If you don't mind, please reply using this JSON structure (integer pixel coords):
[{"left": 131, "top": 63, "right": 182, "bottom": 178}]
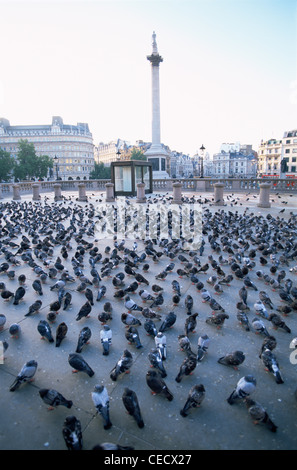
[
  {"left": 130, "top": 148, "right": 147, "bottom": 161},
  {"left": 0, "top": 148, "right": 15, "bottom": 181},
  {"left": 14, "top": 139, "right": 53, "bottom": 180},
  {"left": 89, "top": 162, "right": 111, "bottom": 179}
]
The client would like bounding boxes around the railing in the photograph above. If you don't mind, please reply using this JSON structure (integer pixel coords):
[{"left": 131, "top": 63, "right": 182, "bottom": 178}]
[{"left": 1, "top": 177, "right": 297, "bottom": 196}]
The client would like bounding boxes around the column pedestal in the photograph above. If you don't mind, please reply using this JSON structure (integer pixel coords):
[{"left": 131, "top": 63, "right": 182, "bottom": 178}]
[
  {"left": 258, "top": 183, "right": 271, "bottom": 208},
  {"left": 32, "top": 183, "right": 41, "bottom": 201},
  {"left": 12, "top": 184, "right": 21, "bottom": 201},
  {"left": 214, "top": 183, "right": 224, "bottom": 206},
  {"left": 105, "top": 183, "right": 115, "bottom": 202},
  {"left": 172, "top": 182, "right": 183, "bottom": 204},
  {"left": 136, "top": 183, "right": 146, "bottom": 203},
  {"left": 78, "top": 183, "right": 88, "bottom": 202},
  {"left": 53, "top": 183, "right": 62, "bottom": 201}
]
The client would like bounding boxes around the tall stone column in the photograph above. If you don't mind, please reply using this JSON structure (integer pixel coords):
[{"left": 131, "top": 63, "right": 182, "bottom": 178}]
[{"left": 144, "top": 32, "right": 169, "bottom": 178}]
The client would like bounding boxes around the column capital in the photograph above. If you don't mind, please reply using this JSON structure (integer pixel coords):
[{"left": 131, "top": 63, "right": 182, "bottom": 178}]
[{"left": 147, "top": 54, "right": 163, "bottom": 66}]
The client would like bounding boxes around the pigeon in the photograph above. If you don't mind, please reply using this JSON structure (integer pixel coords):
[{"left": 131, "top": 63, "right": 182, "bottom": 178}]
[
  {"left": 32, "top": 279, "right": 43, "bottom": 295},
  {"left": 125, "top": 326, "right": 143, "bottom": 349},
  {"left": 259, "top": 291, "right": 274, "bottom": 309},
  {"left": 1, "top": 290, "right": 14, "bottom": 302},
  {"left": 25, "top": 300, "right": 42, "bottom": 317},
  {"left": 0, "top": 313, "right": 6, "bottom": 330},
  {"left": 135, "top": 273, "right": 149, "bottom": 285},
  {"left": 96, "top": 285, "right": 107, "bottom": 301},
  {"left": 251, "top": 317, "right": 270, "bottom": 337},
  {"left": 268, "top": 313, "right": 291, "bottom": 333},
  {"left": 236, "top": 310, "right": 250, "bottom": 331},
  {"left": 245, "top": 398, "right": 277, "bottom": 432},
  {"left": 201, "top": 288, "right": 212, "bottom": 303},
  {"left": 205, "top": 312, "right": 229, "bottom": 328},
  {"left": 148, "top": 348, "right": 167, "bottom": 378},
  {"left": 259, "top": 336, "right": 277, "bottom": 359},
  {"left": 149, "top": 293, "right": 164, "bottom": 310},
  {"left": 197, "top": 334, "right": 210, "bottom": 362},
  {"left": 124, "top": 295, "right": 143, "bottom": 312},
  {"left": 39, "top": 388, "right": 73, "bottom": 410},
  {"left": 243, "top": 277, "right": 258, "bottom": 291},
  {"left": 91, "top": 384, "right": 112, "bottom": 430},
  {"left": 75, "top": 326, "right": 92, "bottom": 353},
  {"left": 184, "top": 313, "right": 198, "bottom": 335},
  {"left": 175, "top": 353, "right": 197, "bottom": 383},
  {"left": 110, "top": 349, "right": 133, "bottom": 381},
  {"left": 227, "top": 375, "right": 257, "bottom": 405},
  {"left": 159, "top": 311, "right": 176, "bottom": 332},
  {"left": 152, "top": 284, "right": 164, "bottom": 294},
  {"left": 139, "top": 289, "right": 154, "bottom": 302},
  {"left": 55, "top": 322, "right": 68, "bottom": 347},
  {"left": 155, "top": 332, "right": 167, "bottom": 360},
  {"left": 146, "top": 369, "right": 173, "bottom": 401},
  {"left": 100, "top": 325, "right": 112, "bottom": 355},
  {"left": 180, "top": 384, "right": 206, "bottom": 417},
  {"left": 68, "top": 353, "right": 94, "bottom": 377},
  {"left": 49, "top": 300, "right": 61, "bottom": 313},
  {"left": 276, "top": 305, "right": 292, "bottom": 316},
  {"left": 12, "top": 286, "right": 26, "bottom": 305},
  {"left": 122, "top": 388, "right": 144, "bottom": 428},
  {"left": 9, "top": 360, "right": 38, "bottom": 392},
  {"left": 171, "top": 280, "right": 181, "bottom": 296},
  {"left": 124, "top": 281, "right": 139, "bottom": 294},
  {"left": 85, "top": 288, "right": 94, "bottom": 306},
  {"left": 144, "top": 319, "right": 158, "bottom": 337},
  {"left": 9, "top": 323, "right": 21, "bottom": 338},
  {"left": 75, "top": 301, "right": 92, "bottom": 321},
  {"left": 92, "top": 443, "right": 134, "bottom": 451},
  {"left": 63, "top": 292, "right": 72, "bottom": 310},
  {"left": 62, "top": 415, "right": 83, "bottom": 450},
  {"left": 37, "top": 320, "right": 54, "bottom": 343},
  {"left": 261, "top": 348, "right": 284, "bottom": 384},
  {"left": 218, "top": 351, "right": 245, "bottom": 369},
  {"left": 184, "top": 295, "right": 194, "bottom": 315},
  {"left": 142, "top": 307, "right": 162, "bottom": 321},
  {"left": 121, "top": 312, "right": 142, "bottom": 327},
  {"left": 178, "top": 334, "right": 192, "bottom": 353},
  {"left": 254, "top": 301, "right": 269, "bottom": 319},
  {"left": 50, "top": 280, "right": 66, "bottom": 292},
  {"left": 239, "top": 285, "right": 248, "bottom": 304},
  {"left": 209, "top": 297, "right": 225, "bottom": 313}
]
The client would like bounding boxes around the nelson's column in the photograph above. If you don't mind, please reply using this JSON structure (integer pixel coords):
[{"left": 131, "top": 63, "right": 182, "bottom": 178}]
[{"left": 144, "top": 31, "right": 170, "bottom": 178}]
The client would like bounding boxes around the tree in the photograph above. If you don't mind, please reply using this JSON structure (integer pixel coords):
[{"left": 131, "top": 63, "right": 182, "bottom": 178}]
[
  {"left": 130, "top": 148, "right": 147, "bottom": 161},
  {"left": 89, "top": 162, "right": 111, "bottom": 179},
  {"left": 0, "top": 149, "right": 15, "bottom": 181},
  {"left": 13, "top": 139, "right": 53, "bottom": 180}
]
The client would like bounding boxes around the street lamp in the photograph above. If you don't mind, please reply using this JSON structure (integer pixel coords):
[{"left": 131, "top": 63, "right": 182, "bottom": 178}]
[
  {"left": 54, "top": 155, "right": 59, "bottom": 180},
  {"left": 116, "top": 148, "right": 121, "bottom": 161},
  {"left": 200, "top": 144, "right": 205, "bottom": 178}
]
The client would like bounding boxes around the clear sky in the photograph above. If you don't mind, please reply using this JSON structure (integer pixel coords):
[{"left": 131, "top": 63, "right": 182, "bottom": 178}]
[{"left": 0, "top": 0, "right": 296, "bottom": 157}]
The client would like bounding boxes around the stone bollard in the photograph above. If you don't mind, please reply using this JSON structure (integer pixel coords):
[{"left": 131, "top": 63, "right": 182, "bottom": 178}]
[
  {"left": 53, "top": 183, "right": 62, "bottom": 201},
  {"left": 78, "top": 183, "right": 88, "bottom": 202},
  {"left": 12, "top": 184, "right": 21, "bottom": 201},
  {"left": 213, "top": 182, "right": 224, "bottom": 206},
  {"left": 258, "top": 182, "right": 271, "bottom": 208},
  {"left": 32, "top": 183, "right": 41, "bottom": 201},
  {"left": 172, "top": 182, "right": 183, "bottom": 204},
  {"left": 136, "top": 182, "right": 146, "bottom": 203},
  {"left": 105, "top": 182, "right": 115, "bottom": 202},
  {"left": 0, "top": 185, "right": 3, "bottom": 200}
]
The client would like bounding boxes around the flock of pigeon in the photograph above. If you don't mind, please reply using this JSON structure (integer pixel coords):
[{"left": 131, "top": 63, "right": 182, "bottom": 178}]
[{"left": 0, "top": 191, "right": 297, "bottom": 450}]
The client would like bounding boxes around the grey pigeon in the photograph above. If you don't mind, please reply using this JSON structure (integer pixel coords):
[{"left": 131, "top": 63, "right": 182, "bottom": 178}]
[
  {"left": 68, "top": 353, "right": 94, "bottom": 377},
  {"left": 62, "top": 415, "right": 83, "bottom": 450},
  {"left": 9, "top": 360, "right": 38, "bottom": 392},
  {"left": 180, "top": 384, "right": 206, "bottom": 417},
  {"left": 91, "top": 384, "right": 112, "bottom": 430},
  {"left": 122, "top": 388, "right": 144, "bottom": 428},
  {"left": 227, "top": 375, "right": 257, "bottom": 405}
]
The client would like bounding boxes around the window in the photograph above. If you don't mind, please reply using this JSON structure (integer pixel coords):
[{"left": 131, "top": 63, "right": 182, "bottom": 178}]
[
  {"left": 285, "top": 149, "right": 290, "bottom": 153},
  {"left": 292, "top": 157, "right": 296, "bottom": 163},
  {"left": 286, "top": 140, "right": 291, "bottom": 144},
  {"left": 291, "top": 166, "right": 296, "bottom": 173}
]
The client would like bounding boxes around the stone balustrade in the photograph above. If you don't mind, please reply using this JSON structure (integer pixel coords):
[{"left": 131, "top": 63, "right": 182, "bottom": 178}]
[{"left": 0, "top": 177, "right": 296, "bottom": 200}]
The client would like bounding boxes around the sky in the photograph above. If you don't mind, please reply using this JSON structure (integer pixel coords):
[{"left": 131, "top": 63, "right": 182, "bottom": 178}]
[{"left": 0, "top": 0, "right": 296, "bottom": 158}]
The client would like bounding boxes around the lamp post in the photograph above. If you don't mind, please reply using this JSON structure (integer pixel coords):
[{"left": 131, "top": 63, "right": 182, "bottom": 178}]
[
  {"left": 116, "top": 149, "right": 121, "bottom": 161},
  {"left": 200, "top": 145, "right": 205, "bottom": 178},
  {"left": 54, "top": 155, "right": 59, "bottom": 180}
]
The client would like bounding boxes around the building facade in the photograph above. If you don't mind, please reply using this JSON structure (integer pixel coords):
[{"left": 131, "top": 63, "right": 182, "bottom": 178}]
[
  {"left": 212, "top": 145, "right": 257, "bottom": 178},
  {"left": 258, "top": 131, "right": 297, "bottom": 177},
  {"left": 0, "top": 116, "right": 94, "bottom": 180}
]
